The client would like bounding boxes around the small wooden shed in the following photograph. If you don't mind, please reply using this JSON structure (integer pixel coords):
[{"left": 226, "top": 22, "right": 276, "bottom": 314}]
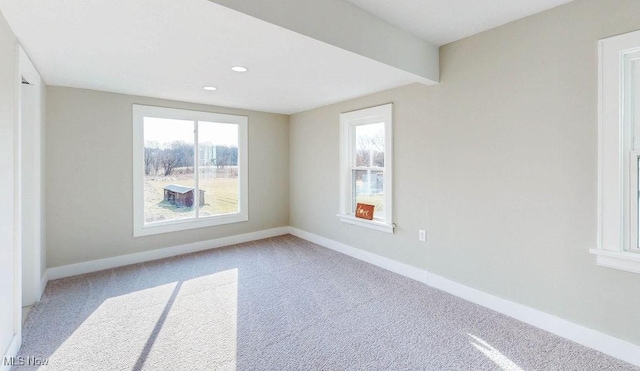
[{"left": 163, "top": 184, "right": 205, "bottom": 207}]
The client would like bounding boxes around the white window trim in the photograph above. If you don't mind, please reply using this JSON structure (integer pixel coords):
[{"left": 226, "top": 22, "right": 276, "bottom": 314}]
[
  {"left": 592, "top": 30, "right": 640, "bottom": 274},
  {"left": 132, "top": 104, "right": 248, "bottom": 237},
  {"left": 338, "top": 103, "right": 394, "bottom": 234}
]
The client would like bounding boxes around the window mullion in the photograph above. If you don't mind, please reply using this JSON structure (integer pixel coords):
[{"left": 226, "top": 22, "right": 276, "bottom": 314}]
[
  {"left": 352, "top": 166, "right": 384, "bottom": 171},
  {"left": 349, "top": 125, "right": 356, "bottom": 214},
  {"left": 630, "top": 151, "right": 640, "bottom": 251},
  {"left": 194, "top": 121, "right": 199, "bottom": 219}
]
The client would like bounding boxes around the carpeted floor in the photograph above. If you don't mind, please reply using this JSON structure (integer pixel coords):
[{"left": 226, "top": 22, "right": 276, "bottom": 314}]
[{"left": 15, "top": 235, "right": 638, "bottom": 370}]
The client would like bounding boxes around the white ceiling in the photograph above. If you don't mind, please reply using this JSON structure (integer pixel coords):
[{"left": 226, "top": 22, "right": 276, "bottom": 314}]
[
  {"left": 345, "top": 0, "right": 574, "bottom": 46},
  {"left": 0, "top": 0, "right": 574, "bottom": 114},
  {"left": 0, "top": 0, "right": 420, "bottom": 114}
]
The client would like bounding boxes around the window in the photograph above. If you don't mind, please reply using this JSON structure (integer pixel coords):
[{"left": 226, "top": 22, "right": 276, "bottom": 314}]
[
  {"left": 338, "top": 103, "right": 394, "bottom": 233},
  {"left": 592, "top": 30, "right": 640, "bottom": 273},
  {"left": 133, "top": 105, "right": 248, "bottom": 236}
]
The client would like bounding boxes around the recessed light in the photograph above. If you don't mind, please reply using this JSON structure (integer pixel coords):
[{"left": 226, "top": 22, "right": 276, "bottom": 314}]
[
  {"left": 203, "top": 86, "right": 217, "bottom": 91},
  {"left": 231, "top": 66, "right": 248, "bottom": 72}
]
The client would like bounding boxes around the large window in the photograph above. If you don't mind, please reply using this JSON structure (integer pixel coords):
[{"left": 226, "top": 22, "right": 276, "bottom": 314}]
[
  {"left": 338, "top": 103, "right": 394, "bottom": 233},
  {"left": 593, "top": 30, "right": 640, "bottom": 273},
  {"left": 133, "top": 105, "right": 248, "bottom": 236}
]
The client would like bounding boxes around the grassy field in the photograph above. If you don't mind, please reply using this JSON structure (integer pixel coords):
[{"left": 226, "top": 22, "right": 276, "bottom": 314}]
[
  {"left": 144, "top": 172, "right": 238, "bottom": 223},
  {"left": 143, "top": 170, "right": 381, "bottom": 222}
]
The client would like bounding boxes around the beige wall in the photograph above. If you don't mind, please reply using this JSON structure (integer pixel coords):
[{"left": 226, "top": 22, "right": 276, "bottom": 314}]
[
  {"left": 290, "top": 0, "right": 640, "bottom": 345},
  {"left": 46, "top": 87, "right": 289, "bottom": 268}
]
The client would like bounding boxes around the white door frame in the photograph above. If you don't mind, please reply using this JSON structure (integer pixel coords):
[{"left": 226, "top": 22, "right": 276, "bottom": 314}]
[{"left": 18, "top": 46, "right": 44, "bottom": 307}]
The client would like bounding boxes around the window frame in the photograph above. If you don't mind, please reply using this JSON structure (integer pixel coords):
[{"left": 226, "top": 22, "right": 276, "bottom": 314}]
[
  {"left": 338, "top": 103, "right": 394, "bottom": 233},
  {"left": 132, "top": 104, "right": 248, "bottom": 237},
  {"left": 592, "top": 30, "right": 640, "bottom": 273}
]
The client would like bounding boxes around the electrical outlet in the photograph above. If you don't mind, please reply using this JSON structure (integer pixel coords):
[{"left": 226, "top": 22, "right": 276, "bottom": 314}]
[{"left": 418, "top": 229, "right": 426, "bottom": 242}]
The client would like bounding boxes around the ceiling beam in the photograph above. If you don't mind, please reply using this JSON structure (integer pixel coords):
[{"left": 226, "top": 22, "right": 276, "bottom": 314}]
[{"left": 208, "top": 0, "right": 440, "bottom": 84}]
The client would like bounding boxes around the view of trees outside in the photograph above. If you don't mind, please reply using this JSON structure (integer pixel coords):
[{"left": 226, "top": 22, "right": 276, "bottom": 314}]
[
  {"left": 143, "top": 118, "right": 239, "bottom": 223},
  {"left": 353, "top": 123, "right": 385, "bottom": 218},
  {"left": 198, "top": 121, "right": 239, "bottom": 217}
]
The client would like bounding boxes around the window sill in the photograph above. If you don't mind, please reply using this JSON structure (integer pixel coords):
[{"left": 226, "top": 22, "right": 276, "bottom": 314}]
[
  {"left": 337, "top": 214, "right": 395, "bottom": 234},
  {"left": 134, "top": 213, "right": 248, "bottom": 237},
  {"left": 589, "top": 249, "right": 640, "bottom": 274}
]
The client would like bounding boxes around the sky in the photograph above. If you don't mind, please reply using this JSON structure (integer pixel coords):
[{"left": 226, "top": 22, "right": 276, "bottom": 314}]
[{"left": 144, "top": 117, "right": 238, "bottom": 147}]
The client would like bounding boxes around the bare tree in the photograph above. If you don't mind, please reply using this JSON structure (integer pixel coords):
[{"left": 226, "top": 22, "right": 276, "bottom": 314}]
[
  {"left": 152, "top": 154, "right": 161, "bottom": 175},
  {"left": 161, "top": 150, "right": 178, "bottom": 176},
  {"left": 144, "top": 147, "right": 154, "bottom": 175},
  {"left": 355, "top": 131, "right": 385, "bottom": 167},
  {"left": 356, "top": 136, "right": 372, "bottom": 166},
  {"left": 215, "top": 146, "right": 238, "bottom": 170},
  {"left": 371, "top": 131, "right": 384, "bottom": 167},
  {"left": 158, "top": 141, "right": 194, "bottom": 176},
  {"left": 144, "top": 141, "right": 161, "bottom": 176}
]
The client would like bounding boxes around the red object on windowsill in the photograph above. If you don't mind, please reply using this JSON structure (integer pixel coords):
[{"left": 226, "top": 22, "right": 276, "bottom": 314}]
[{"left": 355, "top": 203, "right": 375, "bottom": 220}]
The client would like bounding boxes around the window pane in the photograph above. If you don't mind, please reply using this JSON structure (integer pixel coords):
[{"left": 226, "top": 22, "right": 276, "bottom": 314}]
[
  {"left": 355, "top": 123, "right": 384, "bottom": 167},
  {"left": 630, "top": 58, "right": 640, "bottom": 149},
  {"left": 198, "top": 121, "right": 239, "bottom": 216},
  {"left": 143, "top": 117, "right": 195, "bottom": 223},
  {"left": 353, "top": 169, "right": 384, "bottom": 218}
]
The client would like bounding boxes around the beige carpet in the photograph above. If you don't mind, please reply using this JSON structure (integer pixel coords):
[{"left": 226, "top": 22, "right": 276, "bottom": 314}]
[{"left": 15, "top": 235, "right": 637, "bottom": 370}]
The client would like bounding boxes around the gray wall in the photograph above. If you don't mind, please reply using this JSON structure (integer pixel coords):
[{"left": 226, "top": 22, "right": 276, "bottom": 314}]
[
  {"left": 46, "top": 87, "right": 289, "bottom": 268},
  {"left": 289, "top": 0, "right": 640, "bottom": 345},
  {"left": 0, "top": 9, "right": 17, "bottom": 358}
]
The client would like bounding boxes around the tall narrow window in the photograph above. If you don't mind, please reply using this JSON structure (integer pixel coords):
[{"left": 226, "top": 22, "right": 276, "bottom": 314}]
[
  {"left": 593, "top": 29, "right": 640, "bottom": 273},
  {"left": 630, "top": 50, "right": 640, "bottom": 253},
  {"left": 133, "top": 105, "right": 248, "bottom": 237},
  {"left": 338, "top": 103, "right": 393, "bottom": 233}
]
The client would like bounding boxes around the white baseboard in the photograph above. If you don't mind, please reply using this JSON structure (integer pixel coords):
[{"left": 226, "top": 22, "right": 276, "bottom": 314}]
[
  {"left": 287, "top": 227, "right": 428, "bottom": 283},
  {"left": 1, "top": 334, "right": 21, "bottom": 371},
  {"left": 46, "top": 227, "right": 289, "bottom": 281},
  {"left": 289, "top": 227, "right": 640, "bottom": 367},
  {"left": 426, "top": 273, "right": 640, "bottom": 367},
  {"left": 38, "top": 225, "right": 640, "bottom": 367}
]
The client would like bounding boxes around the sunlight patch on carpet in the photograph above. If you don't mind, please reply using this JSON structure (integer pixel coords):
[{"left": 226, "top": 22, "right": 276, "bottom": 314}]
[
  {"left": 48, "top": 269, "right": 238, "bottom": 370},
  {"left": 468, "top": 334, "right": 524, "bottom": 371}
]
